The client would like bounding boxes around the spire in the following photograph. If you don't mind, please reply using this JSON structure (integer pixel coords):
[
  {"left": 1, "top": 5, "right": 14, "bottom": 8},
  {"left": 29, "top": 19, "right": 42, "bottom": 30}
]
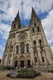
[
  {"left": 29, "top": 7, "right": 41, "bottom": 25},
  {"left": 14, "top": 11, "right": 20, "bottom": 22},
  {"left": 16, "top": 11, "right": 20, "bottom": 19},
  {"left": 31, "top": 7, "right": 38, "bottom": 19},
  {"left": 13, "top": 11, "right": 21, "bottom": 29}
]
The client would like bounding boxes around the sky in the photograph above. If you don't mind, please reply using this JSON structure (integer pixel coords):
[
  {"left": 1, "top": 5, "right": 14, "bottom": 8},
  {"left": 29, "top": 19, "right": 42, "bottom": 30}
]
[{"left": 0, "top": 0, "right": 53, "bottom": 59}]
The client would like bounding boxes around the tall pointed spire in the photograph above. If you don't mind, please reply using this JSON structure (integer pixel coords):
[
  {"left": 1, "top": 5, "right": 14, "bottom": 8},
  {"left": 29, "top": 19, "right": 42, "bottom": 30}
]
[
  {"left": 29, "top": 7, "right": 41, "bottom": 25},
  {"left": 14, "top": 11, "right": 20, "bottom": 22},
  {"left": 12, "top": 11, "right": 21, "bottom": 29},
  {"left": 16, "top": 11, "right": 20, "bottom": 19},
  {"left": 31, "top": 7, "right": 38, "bottom": 19}
]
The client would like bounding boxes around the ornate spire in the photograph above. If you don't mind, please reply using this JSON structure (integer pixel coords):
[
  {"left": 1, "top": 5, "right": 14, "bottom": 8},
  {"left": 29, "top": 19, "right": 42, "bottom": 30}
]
[
  {"left": 16, "top": 11, "right": 20, "bottom": 19},
  {"left": 14, "top": 11, "right": 20, "bottom": 22},
  {"left": 31, "top": 7, "right": 38, "bottom": 19},
  {"left": 29, "top": 7, "right": 41, "bottom": 25}
]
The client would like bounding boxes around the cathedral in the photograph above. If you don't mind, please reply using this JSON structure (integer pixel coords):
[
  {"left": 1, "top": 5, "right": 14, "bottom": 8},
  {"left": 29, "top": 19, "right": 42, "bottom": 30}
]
[{"left": 2, "top": 8, "right": 53, "bottom": 69}]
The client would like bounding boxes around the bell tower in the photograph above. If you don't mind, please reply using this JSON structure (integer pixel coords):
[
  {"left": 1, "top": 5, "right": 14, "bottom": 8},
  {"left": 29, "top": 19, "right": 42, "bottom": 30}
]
[
  {"left": 11, "top": 11, "right": 21, "bottom": 32},
  {"left": 30, "top": 8, "right": 53, "bottom": 67},
  {"left": 30, "top": 8, "right": 41, "bottom": 34}
]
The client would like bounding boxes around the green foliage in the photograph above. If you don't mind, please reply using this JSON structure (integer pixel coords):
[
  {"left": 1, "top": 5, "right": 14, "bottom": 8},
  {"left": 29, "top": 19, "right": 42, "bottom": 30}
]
[
  {"left": 7, "top": 68, "right": 41, "bottom": 78},
  {"left": 17, "top": 69, "right": 36, "bottom": 77}
]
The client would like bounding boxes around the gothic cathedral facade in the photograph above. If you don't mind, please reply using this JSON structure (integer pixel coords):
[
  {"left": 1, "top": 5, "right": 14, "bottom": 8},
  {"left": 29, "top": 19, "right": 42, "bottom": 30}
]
[{"left": 2, "top": 8, "right": 53, "bottom": 68}]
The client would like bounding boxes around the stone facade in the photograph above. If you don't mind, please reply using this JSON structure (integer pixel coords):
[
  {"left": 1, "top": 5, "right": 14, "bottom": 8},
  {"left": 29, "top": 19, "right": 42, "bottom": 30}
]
[{"left": 2, "top": 8, "right": 53, "bottom": 68}]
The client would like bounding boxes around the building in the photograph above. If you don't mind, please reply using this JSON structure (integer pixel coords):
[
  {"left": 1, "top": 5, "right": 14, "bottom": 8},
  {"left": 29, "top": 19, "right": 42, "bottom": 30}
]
[{"left": 2, "top": 8, "right": 53, "bottom": 69}]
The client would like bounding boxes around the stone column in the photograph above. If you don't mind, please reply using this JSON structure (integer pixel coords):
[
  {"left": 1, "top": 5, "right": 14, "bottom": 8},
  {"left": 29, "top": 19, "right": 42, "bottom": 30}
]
[
  {"left": 25, "top": 60, "right": 27, "bottom": 67},
  {"left": 6, "top": 50, "right": 9, "bottom": 66},
  {"left": 25, "top": 44, "right": 26, "bottom": 54},
  {"left": 35, "top": 50, "right": 40, "bottom": 67},
  {"left": 18, "top": 59, "right": 20, "bottom": 67},
  {"left": 1, "top": 53, "right": 5, "bottom": 66},
  {"left": 30, "top": 47, "right": 35, "bottom": 67},
  {"left": 44, "top": 46, "right": 50, "bottom": 66},
  {"left": 11, "top": 44, "right": 15, "bottom": 67},
  {"left": 37, "top": 47, "right": 43, "bottom": 66},
  {"left": 11, "top": 52, "right": 14, "bottom": 67},
  {"left": 19, "top": 45, "right": 21, "bottom": 54}
]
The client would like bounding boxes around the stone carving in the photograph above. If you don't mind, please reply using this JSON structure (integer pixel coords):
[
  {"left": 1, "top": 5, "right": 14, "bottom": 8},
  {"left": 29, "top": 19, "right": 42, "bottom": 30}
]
[{"left": 18, "top": 32, "right": 27, "bottom": 41}]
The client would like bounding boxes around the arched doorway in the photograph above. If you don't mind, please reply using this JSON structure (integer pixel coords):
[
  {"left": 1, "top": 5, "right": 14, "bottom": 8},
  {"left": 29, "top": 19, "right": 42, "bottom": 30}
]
[
  {"left": 19, "top": 55, "right": 25, "bottom": 67},
  {"left": 14, "top": 57, "right": 18, "bottom": 67}
]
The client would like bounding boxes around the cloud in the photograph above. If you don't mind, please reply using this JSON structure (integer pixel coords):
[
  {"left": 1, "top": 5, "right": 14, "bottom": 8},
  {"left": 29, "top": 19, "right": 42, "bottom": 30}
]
[
  {"left": 0, "top": 22, "right": 10, "bottom": 40},
  {"left": 41, "top": 10, "right": 53, "bottom": 52},
  {"left": 41, "top": 10, "right": 53, "bottom": 42},
  {"left": 0, "top": 0, "right": 53, "bottom": 20},
  {"left": 0, "top": 0, "right": 10, "bottom": 12},
  {"left": 40, "top": 0, "right": 53, "bottom": 13},
  {"left": 0, "top": 0, "right": 21, "bottom": 20},
  {"left": 0, "top": 44, "right": 4, "bottom": 59}
]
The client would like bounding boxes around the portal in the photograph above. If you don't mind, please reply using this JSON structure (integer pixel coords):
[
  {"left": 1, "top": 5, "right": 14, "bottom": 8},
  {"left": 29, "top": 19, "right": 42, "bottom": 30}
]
[
  {"left": 15, "top": 61, "right": 18, "bottom": 67},
  {"left": 21, "top": 61, "right": 24, "bottom": 67}
]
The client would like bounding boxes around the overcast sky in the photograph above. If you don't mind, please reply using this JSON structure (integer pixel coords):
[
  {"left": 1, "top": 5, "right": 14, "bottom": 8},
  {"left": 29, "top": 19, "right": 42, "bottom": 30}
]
[{"left": 0, "top": 0, "right": 53, "bottom": 59}]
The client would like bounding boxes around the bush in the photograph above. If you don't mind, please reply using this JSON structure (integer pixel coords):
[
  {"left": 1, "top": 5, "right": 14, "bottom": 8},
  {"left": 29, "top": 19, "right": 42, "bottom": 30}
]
[
  {"left": 17, "top": 69, "right": 41, "bottom": 78},
  {"left": 7, "top": 69, "right": 41, "bottom": 78}
]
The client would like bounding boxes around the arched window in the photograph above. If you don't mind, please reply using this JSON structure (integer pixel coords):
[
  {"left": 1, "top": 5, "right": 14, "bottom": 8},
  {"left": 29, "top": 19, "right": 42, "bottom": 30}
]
[
  {"left": 9, "top": 45, "right": 13, "bottom": 52},
  {"left": 32, "top": 28, "right": 35, "bottom": 33},
  {"left": 33, "top": 40, "right": 36, "bottom": 47},
  {"left": 34, "top": 23, "right": 36, "bottom": 26},
  {"left": 20, "top": 42, "right": 25, "bottom": 54},
  {"left": 26, "top": 44, "right": 29, "bottom": 53},
  {"left": 16, "top": 45, "right": 19, "bottom": 54},
  {"left": 42, "top": 56, "right": 45, "bottom": 62},
  {"left": 35, "top": 57, "right": 37, "bottom": 62},
  {"left": 37, "top": 27, "right": 40, "bottom": 32},
  {"left": 39, "top": 39, "right": 42, "bottom": 47}
]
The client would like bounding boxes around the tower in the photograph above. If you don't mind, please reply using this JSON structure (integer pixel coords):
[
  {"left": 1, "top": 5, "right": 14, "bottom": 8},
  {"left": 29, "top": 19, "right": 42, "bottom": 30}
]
[{"left": 2, "top": 8, "right": 53, "bottom": 69}]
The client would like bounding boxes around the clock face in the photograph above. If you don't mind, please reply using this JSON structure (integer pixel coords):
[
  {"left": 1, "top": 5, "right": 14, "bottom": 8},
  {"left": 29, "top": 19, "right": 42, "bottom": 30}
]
[{"left": 18, "top": 32, "right": 27, "bottom": 41}]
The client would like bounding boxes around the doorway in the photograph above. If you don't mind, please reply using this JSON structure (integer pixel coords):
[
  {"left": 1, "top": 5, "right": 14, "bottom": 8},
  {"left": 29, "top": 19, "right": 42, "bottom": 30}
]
[
  {"left": 15, "top": 61, "right": 18, "bottom": 67},
  {"left": 21, "top": 61, "right": 24, "bottom": 67}
]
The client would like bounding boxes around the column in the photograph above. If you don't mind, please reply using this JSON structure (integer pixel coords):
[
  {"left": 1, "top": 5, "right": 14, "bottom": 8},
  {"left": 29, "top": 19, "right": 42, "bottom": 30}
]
[
  {"left": 6, "top": 50, "right": 9, "bottom": 66},
  {"left": 1, "top": 53, "right": 5, "bottom": 66},
  {"left": 44, "top": 46, "right": 50, "bottom": 66},
  {"left": 25, "top": 44, "right": 26, "bottom": 54},
  {"left": 11, "top": 44, "right": 15, "bottom": 67},
  {"left": 35, "top": 50, "right": 40, "bottom": 66},
  {"left": 19, "top": 45, "right": 21, "bottom": 54},
  {"left": 37, "top": 47, "right": 43, "bottom": 66},
  {"left": 30, "top": 47, "right": 35, "bottom": 67},
  {"left": 11, "top": 52, "right": 14, "bottom": 67}
]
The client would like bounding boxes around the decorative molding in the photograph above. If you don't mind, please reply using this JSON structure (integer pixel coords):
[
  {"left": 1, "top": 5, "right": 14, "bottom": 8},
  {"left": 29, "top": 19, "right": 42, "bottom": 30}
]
[{"left": 18, "top": 32, "right": 27, "bottom": 41}]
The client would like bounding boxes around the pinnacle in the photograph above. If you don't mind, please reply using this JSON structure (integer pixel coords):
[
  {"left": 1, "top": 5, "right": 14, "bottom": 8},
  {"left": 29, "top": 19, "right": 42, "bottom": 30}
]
[
  {"left": 16, "top": 11, "right": 20, "bottom": 18},
  {"left": 15, "top": 11, "right": 20, "bottom": 22},
  {"left": 31, "top": 7, "right": 38, "bottom": 19}
]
